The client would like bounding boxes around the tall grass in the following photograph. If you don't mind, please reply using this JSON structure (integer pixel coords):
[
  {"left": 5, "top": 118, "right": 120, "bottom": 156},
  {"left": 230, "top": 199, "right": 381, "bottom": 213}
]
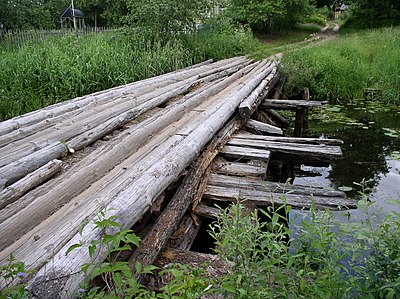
[
  {"left": 281, "top": 26, "right": 400, "bottom": 103},
  {"left": 0, "top": 28, "right": 257, "bottom": 121}
]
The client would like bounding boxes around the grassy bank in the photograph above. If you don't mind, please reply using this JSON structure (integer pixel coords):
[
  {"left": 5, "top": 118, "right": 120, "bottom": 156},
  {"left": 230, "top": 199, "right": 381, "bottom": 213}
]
[
  {"left": 280, "top": 26, "right": 400, "bottom": 103},
  {"left": 0, "top": 27, "right": 259, "bottom": 121}
]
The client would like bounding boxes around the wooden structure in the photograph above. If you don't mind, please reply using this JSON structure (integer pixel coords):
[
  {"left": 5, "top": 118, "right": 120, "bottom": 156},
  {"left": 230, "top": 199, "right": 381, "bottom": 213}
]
[{"left": 0, "top": 56, "right": 357, "bottom": 298}]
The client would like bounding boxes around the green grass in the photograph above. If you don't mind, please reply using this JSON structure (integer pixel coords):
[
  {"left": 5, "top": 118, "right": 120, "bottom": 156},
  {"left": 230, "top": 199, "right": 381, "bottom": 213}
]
[
  {"left": 0, "top": 28, "right": 257, "bottom": 121},
  {"left": 281, "top": 26, "right": 400, "bottom": 103}
]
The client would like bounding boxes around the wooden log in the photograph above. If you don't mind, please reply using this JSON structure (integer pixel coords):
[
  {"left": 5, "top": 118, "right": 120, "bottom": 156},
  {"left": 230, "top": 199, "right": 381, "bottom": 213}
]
[
  {"left": 126, "top": 115, "right": 245, "bottom": 281},
  {"left": 238, "top": 62, "right": 274, "bottom": 117},
  {"left": 244, "top": 119, "right": 283, "bottom": 135},
  {"left": 233, "top": 132, "right": 344, "bottom": 145},
  {"left": 227, "top": 138, "right": 342, "bottom": 160},
  {"left": 166, "top": 214, "right": 201, "bottom": 251},
  {"left": 260, "top": 99, "right": 326, "bottom": 110},
  {"left": 208, "top": 173, "right": 346, "bottom": 197},
  {"left": 0, "top": 64, "right": 255, "bottom": 252},
  {"left": 0, "top": 61, "right": 253, "bottom": 188},
  {"left": 0, "top": 160, "right": 62, "bottom": 210},
  {"left": 0, "top": 57, "right": 246, "bottom": 135},
  {"left": 0, "top": 69, "right": 225, "bottom": 167},
  {"left": 264, "top": 109, "right": 290, "bottom": 127},
  {"left": 220, "top": 145, "right": 271, "bottom": 162},
  {"left": 193, "top": 205, "right": 221, "bottom": 220},
  {"left": 154, "top": 249, "right": 232, "bottom": 279},
  {"left": 0, "top": 142, "right": 67, "bottom": 187},
  {"left": 204, "top": 185, "right": 358, "bottom": 210},
  {"left": 211, "top": 158, "right": 266, "bottom": 178},
  {"left": 26, "top": 60, "right": 276, "bottom": 296}
]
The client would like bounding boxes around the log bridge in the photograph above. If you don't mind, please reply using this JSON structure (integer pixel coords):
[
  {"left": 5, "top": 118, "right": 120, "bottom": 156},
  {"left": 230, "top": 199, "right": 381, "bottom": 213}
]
[{"left": 0, "top": 56, "right": 357, "bottom": 297}]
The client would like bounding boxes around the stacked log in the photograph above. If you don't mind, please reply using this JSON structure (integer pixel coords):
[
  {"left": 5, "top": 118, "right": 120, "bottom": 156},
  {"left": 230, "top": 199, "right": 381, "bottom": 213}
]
[{"left": 0, "top": 56, "right": 281, "bottom": 297}]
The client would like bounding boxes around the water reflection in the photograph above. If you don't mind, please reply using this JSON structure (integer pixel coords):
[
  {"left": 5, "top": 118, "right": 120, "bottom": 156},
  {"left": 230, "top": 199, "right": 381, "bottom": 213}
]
[{"left": 293, "top": 100, "right": 400, "bottom": 215}]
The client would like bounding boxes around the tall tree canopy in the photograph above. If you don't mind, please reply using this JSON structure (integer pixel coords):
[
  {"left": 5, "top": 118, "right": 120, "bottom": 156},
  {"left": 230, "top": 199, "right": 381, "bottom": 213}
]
[
  {"left": 224, "top": 0, "right": 315, "bottom": 32},
  {"left": 349, "top": 0, "right": 400, "bottom": 27},
  {"left": 124, "top": 0, "right": 210, "bottom": 34}
]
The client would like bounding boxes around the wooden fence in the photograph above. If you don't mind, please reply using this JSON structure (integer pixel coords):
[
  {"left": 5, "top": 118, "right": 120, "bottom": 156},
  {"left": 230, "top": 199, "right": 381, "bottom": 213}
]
[{"left": 0, "top": 27, "right": 114, "bottom": 47}]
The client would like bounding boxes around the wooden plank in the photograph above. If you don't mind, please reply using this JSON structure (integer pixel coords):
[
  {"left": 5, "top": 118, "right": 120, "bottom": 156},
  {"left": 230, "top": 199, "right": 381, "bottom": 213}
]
[
  {"left": 220, "top": 145, "right": 271, "bottom": 162},
  {"left": 227, "top": 138, "right": 342, "bottom": 159},
  {"left": 234, "top": 132, "right": 344, "bottom": 145},
  {"left": 260, "top": 99, "right": 326, "bottom": 110},
  {"left": 204, "top": 185, "right": 358, "bottom": 210},
  {"left": 211, "top": 158, "right": 266, "bottom": 178},
  {"left": 245, "top": 119, "right": 283, "bottom": 135},
  {"left": 208, "top": 173, "right": 345, "bottom": 197}
]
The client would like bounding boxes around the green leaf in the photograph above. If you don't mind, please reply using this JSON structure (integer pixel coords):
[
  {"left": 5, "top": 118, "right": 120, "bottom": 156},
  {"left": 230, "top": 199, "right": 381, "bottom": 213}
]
[
  {"left": 135, "top": 261, "right": 142, "bottom": 274},
  {"left": 338, "top": 186, "right": 353, "bottom": 192},
  {"left": 65, "top": 243, "right": 82, "bottom": 256}
]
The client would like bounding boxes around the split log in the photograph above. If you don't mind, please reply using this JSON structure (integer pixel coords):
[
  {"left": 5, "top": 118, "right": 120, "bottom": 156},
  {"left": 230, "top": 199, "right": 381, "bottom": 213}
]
[
  {"left": 211, "top": 158, "right": 266, "bottom": 178},
  {"left": 244, "top": 119, "right": 283, "bottom": 135},
  {"left": 220, "top": 145, "right": 271, "bottom": 162},
  {"left": 204, "top": 185, "right": 358, "bottom": 210},
  {"left": 234, "top": 132, "right": 344, "bottom": 145},
  {"left": 227, "top": 138, "right": 342, "bottom": 160},
  {"left": 260, "top": 99, "right": 326, "bottom": 110},
  {"left": 0, "top": 160, "right": 62, "bottom": 210},
  {"left": 208, "top": 173, "right": 346, "bottom": 197}
]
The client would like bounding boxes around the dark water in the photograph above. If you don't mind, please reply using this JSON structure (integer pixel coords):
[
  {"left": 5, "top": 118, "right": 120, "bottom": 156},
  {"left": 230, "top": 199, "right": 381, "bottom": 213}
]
[{"left": 292, "top": 99, "right": 400, "bottom": 218}]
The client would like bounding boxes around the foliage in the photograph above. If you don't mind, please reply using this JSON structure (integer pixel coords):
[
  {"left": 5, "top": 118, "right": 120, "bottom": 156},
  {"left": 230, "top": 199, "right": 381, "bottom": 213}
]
[
  {"left": 281, "top": 26, "right": 400, "bottom": 103},
  {"left": 0, "top": 25, "right": 256, "bottom": 121},
  {"left": 0, "top": 254, "right": 32, "bottom": 299},
  {"left": 347, "top": 0, "right": 400, "bottom": 28},
  {"left": 223, "top": 0, "right": 316, "bottom": 32},
  {"left": 79, "top": 0, "right": 128, "bottom": 28},
  {"left": 66, "top": 209, "right": 210, "bottom": 298},
  {"left": 209, "top": 197, "right": 400, "bottom": 298},
  {"left": 124, "top": 0, "right": 210, "bottom": 36}
]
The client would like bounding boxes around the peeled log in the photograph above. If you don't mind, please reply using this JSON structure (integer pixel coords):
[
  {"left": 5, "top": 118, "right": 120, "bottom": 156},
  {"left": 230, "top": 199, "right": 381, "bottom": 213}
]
[
  {"left": 0, "top": 67, "right": 251, "bottom": 252},
  {"left": 0, "top": 160, "right": 62, "bottom": 210},
  {"left": 27, "top": 59, "right": 274, "bottom": 297}
]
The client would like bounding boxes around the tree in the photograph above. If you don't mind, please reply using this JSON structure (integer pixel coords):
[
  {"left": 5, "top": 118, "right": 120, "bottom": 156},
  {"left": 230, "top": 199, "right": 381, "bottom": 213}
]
[
  {"left": 125, "top": 0, "right": 210, "bottom": 34},
  {"left": 349, "top": 0, "right": 400, "bottom": 27},
  {"left": 224, "top": 0, "right": 315, "bottom": 32},
  {"left": 79, "top": 0, "right": 128, "bottom": 28}
]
